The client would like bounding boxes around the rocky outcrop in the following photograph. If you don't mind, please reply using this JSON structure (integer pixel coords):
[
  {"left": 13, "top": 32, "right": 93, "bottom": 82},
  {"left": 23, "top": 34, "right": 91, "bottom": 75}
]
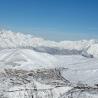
[{"left": 0, "top": 68, "right": 71, "bottom": 98}]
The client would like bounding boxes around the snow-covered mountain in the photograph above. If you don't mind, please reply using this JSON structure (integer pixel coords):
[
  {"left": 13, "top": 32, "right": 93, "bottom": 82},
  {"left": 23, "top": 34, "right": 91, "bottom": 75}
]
[
  {"left": 0, "top": 30, "right": 95, "bottom": 49},
  {"left": 0, "top": 30, "right": 98, "bottom": 98},
  {"left": 0, "top": 30, "right": 98, "bottom": 57}
]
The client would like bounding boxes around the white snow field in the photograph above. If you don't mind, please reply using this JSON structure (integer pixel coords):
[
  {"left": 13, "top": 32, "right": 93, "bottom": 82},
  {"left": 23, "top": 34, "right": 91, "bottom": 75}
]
[{"left": 0, "top": 30, "right": 98, "bottom": 98}]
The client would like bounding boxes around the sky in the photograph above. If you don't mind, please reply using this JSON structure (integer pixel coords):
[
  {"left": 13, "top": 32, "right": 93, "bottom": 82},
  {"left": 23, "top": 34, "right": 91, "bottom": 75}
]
[{"left": 0, "top": 0, "right": 98, "bottom": 41}]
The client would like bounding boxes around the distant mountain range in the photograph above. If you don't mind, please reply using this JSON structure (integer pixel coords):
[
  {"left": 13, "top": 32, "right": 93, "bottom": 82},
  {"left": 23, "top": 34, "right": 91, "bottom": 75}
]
[{"left": 0, "top": 30, "right": 98, "bottom": 57}]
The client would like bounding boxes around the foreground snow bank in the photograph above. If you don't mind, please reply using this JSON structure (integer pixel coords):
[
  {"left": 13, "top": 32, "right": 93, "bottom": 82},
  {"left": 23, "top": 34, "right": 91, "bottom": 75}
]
[
  {"left": 1, "top": 68, "right": 98, "bottom": 98},
  {"left": 0, "top": 68, "right": 71, "bottom": 98}
]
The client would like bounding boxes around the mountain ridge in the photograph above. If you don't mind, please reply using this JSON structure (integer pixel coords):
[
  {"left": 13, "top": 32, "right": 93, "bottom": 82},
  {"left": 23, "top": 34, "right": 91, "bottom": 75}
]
[{"left": 0, "top": 30, "right": 98, "bottom": 57}]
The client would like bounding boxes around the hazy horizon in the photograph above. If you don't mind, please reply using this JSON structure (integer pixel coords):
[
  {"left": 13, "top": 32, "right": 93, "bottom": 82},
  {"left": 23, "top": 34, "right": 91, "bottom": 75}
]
[{"left": 0, "top": 0, "right": 98, "bottom": 41}]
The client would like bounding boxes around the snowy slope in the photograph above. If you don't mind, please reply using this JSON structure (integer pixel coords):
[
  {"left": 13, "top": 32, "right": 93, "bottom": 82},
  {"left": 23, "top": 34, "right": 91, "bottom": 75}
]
[
  {"left": 0, "top": 49, "right": 57, "bottom": 69},
  {"left": 0, "top": 48, "right": 98, "bottom": 86}
]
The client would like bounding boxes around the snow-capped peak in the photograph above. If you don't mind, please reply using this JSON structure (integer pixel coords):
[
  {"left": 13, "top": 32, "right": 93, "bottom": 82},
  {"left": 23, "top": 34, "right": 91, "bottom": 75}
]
[{"left": 0, "top": 30, "right": 44, "bottom": 48}]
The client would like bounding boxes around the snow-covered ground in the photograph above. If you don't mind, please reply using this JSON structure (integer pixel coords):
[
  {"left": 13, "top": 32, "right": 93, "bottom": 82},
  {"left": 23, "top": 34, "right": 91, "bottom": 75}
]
[
  {"left": 0, "top": 48, "right": 98, "bottom": 86},
  {"left": 0, "top": 30, "right": 98, "bottom": 98}
]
